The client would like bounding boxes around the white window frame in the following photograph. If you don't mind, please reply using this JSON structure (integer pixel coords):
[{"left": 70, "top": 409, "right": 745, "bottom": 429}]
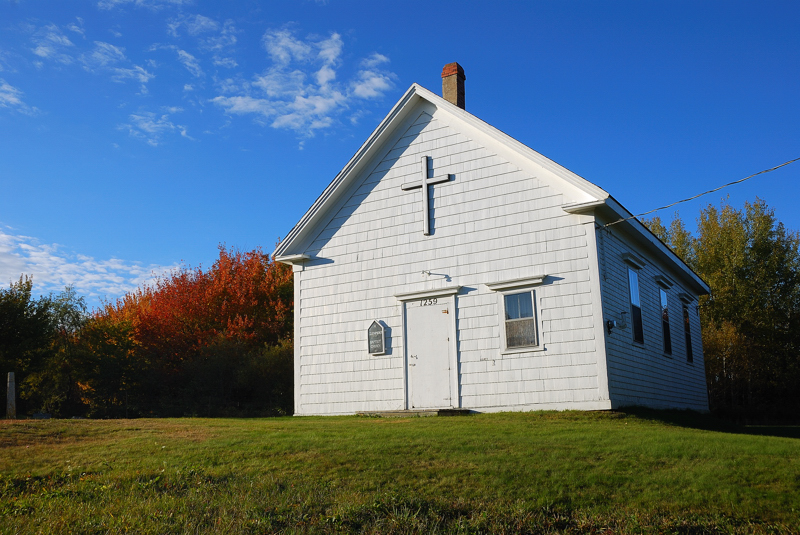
[{"left": 487, "top": 275, "right": 546, "bottom": 355}]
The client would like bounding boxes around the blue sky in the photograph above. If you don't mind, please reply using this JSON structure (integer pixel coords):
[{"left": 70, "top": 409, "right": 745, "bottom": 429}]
[{"left": 1, "top": 0, "right": 798, "bottom": 309}]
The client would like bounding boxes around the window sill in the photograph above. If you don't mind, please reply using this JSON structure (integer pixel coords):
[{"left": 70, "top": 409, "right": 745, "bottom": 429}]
[{"left": 501, "top": 345, "right": 546, "bottom": 356}]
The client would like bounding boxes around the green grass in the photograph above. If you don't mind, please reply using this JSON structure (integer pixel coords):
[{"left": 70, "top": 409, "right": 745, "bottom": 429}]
[{"left": 0, "top": 409, "right": 798, "bottom": 533}]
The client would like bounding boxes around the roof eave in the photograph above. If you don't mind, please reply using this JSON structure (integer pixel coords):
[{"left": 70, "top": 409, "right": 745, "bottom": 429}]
[
  {"left": 411, "top": 85, "right": 611, "bottom": 202},
  {"left": 601, "top": 197, "right": 710, "bottom": 295},
  {"left": 275, "top": 254, "right": 310, "bottom": 266},
  {"left": 273, "top": 84, "right": 426, "bottom": 258}
]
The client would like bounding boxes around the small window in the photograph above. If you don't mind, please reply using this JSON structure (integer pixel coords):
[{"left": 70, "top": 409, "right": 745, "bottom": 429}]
[
  {"left": 660, "top": 289, "right": 672, "bottom": 354},
  {"left": 683, "top": 305, "right": 693, "bottom": 363},
  {"left": 628, "top": 268, "right": 644, "bottom": 343},
  {"left": 504, "top": 291, "right": 537, "bottom": 348}
]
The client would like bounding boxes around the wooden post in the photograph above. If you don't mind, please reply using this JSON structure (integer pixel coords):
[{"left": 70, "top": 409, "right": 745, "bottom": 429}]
[{"left": 6, "top": 372, "right": 15, "bottom": 419}]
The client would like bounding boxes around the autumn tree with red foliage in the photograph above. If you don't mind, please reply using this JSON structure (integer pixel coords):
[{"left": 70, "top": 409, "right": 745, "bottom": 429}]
[
  {"left": 130, "top": 247, "right": 292, "bottom": 363},
  {"left": 86, "top": 246, "right": 294, "bottom": 416}
]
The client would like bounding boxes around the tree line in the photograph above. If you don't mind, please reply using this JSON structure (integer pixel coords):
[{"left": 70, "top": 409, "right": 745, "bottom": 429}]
[
  {"left": 2, "top": 199, "right": 799, "bottom": 421},
  {"left": 0, "top": 247, "right": 294, "bottom": 418},
  {"left": 645, "top": 198, "right": 800, "bottom": 422}
]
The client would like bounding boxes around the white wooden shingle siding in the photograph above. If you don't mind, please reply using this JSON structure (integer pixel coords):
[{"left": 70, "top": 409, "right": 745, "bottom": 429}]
[
  {"left": 597, "top": 224, "right": 708, "bottom": 410},
  {"left": 294, "top": 107, "right": 609, "bottom": 415}
]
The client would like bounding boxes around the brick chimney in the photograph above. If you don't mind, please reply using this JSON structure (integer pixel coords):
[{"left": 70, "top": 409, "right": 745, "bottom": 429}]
[{"left": 441, "top": 62, "right": 466, "bottom": 109}]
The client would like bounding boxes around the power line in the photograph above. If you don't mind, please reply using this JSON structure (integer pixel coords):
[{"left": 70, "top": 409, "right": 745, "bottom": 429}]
[{"left": 603, "top": 156, "right": 800, "bottom": 228}]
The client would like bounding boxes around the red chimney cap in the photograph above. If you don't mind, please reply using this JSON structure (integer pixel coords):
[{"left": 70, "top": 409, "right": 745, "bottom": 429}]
[{"left": 441, "top": 62, "right": 465, "bottom": 79}]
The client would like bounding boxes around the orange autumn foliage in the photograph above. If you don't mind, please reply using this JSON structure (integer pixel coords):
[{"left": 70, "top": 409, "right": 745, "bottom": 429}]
[{"left": 98, "top": 246, "right": 293, "bottom": 369}]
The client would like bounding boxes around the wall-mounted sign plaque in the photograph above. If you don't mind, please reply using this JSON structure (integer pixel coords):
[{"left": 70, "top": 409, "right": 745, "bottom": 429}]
[{"left": 368, "top": 321, "right": 385, "bottom": 355}]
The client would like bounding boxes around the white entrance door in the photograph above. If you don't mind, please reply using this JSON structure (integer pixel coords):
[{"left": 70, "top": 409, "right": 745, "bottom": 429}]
[{"left": 405, "top": 297, "right": 453, "bottom": 409}]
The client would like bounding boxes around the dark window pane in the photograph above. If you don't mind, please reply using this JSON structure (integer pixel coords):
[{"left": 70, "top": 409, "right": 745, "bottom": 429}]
[
  {"left": 504, "top": 293, "right": 519, "bottom": 320},
  {"left": 631, "top": 305, "right": 644, "bottom": 343},
  {"left": 506, "top": 318, "right": 537, "bottom": 347},
  {"left": 628, "top": 269, "right": 640, "bottom": 306},
  {"left": 661, "top": 289, "right": 671, "bottom": 354},
  {"left": 684, "top": 305, "right": 693, "bottom": 363},
  {"left": 505, "top": 292, "right": 533, "bottom": 320}
]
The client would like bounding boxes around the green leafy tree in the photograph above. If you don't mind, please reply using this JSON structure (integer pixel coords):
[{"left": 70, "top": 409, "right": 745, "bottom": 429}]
[
  {"left": 645, "top": 198, "right": 800, "bottom": 420},
  {"left": 21, "top": 286, "right": 89, "bottom": 417},
  {"left": 0, "top": 276, "right": 53, "bottom": 414},
  {"left": 72, "top": 316, "right": 144, "bottom": 418}
]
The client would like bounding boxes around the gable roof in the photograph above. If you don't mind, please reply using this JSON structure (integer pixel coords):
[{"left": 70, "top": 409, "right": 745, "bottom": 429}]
[{"left": 273, "top": 83, "right": 709, "bottom": 296}]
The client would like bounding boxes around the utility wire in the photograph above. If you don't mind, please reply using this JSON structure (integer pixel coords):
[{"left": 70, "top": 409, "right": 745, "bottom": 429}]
[{"left": 603, "top": 156, "right": 800, "bottom": 228}]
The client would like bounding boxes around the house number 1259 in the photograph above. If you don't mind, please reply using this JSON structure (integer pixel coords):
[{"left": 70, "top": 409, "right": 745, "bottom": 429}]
[{"left": 420, "top": 298, "right": 438, "bottom": 306}]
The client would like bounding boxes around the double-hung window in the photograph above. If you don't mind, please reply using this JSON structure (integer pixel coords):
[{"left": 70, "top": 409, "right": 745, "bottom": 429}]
[
  {"left": 487, "top": 275, "right": 546, "bottom": 353},
  {"left": 504, "top": 291, "right": 537, "bottom": 348},
  {"left": 628, "top": 268, "right": 644, "bottom": 343}
]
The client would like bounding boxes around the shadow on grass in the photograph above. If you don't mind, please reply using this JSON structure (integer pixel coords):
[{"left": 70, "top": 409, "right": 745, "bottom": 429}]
[{"left": 616, "top": 406, "right": 800, "bottom": 439}]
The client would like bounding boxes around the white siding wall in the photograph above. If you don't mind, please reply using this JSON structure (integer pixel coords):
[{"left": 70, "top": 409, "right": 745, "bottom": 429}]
[
  {"left": 597, "top": 224, "right": 709, "bottom": 410},
  {"left": 295, "top": 107, "right": 610, "bottom": 415}
]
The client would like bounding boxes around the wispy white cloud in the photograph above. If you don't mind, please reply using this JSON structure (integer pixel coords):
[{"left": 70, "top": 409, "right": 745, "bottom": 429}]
[
  {"left": 67, "top": 17, "right": 86, "bottom": 37},
  {"left": 150, "top": 43, "right": 208, "bottom": 79},
  {"left": 82, "top": 41, "right": 127, "bottom": 68},
  {"left": 361, "top": 53, "right": 389, "bottom": 69},
  {"left": 119, "top": 109, "right": 190, "bottom": 145},
  {"left": 251, "top": 69, "right": 305, "bottom": 98},
  {"left": 316, "top": 33, "right": 342, "bottom": 67},
  {"left": 212, "top": 29, "right": 394, "bottom": 137},
  {"left": 203, "top": 20, "right": 237, "bottom": 51},
  {"left": 97, "top": 0, "right": 193, "bottom": 11},
  {"left": 351, "top": 69, "right": 393, "bottom": 99},
  {"left": 112, "top": 65, "right": 155, "bottom": 93},
  {"left": 212, "top": 56, "right": 237, "bottom": 68},
  {"left": 167, "top": 15, "right": 237, "bottom": 52},
  {"left": 263, "top": 29, "right": 313, "bottom": 65},
  {"left": 214, "top": 75, "right": 244, "bottom": 94},
  {"left": 31, "top": 24, "right": 75, "bottom": 65},
  {"left": 80, "top": 42, "right": 154, "bottom": 93},
  {"left": 0, "top": 228, "right": 176, "bottom": 309},
  {"left": 0, "top": 79, "right": 39, "bottom": 115},
  {"left": 27, "top": 25, "right": 155, "bottom": 94},
  {"left": 168, "top": 14, "right": 218, "bottom": 37},
  {"left": 177, "top": 49, "right": 203, "bottom": 77},
  {"left": 351, "top": 53, "right": 393, "bottom": 98},
  {"left": 210, "top": 95, "right": 275, "bottom": 116}
]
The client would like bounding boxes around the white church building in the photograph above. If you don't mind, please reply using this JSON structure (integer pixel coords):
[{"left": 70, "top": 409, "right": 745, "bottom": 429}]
[{"left": 275, "top": 63, "right": 710, "bottom": 416}]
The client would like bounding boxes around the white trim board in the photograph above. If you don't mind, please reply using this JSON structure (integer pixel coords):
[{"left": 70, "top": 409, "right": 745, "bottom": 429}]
[{"left": 394, "top": 286, "right": 462, "bottom": 301}]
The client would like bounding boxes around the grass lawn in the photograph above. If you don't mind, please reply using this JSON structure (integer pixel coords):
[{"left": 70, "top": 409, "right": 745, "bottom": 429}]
[{"left": 0, "top": 409, "right": 798, "bottom": 534}]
